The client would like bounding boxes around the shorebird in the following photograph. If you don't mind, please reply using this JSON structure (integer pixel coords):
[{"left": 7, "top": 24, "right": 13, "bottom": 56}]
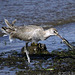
[{"left": 1, "top": 19, "right": 63, "bottom": 63}]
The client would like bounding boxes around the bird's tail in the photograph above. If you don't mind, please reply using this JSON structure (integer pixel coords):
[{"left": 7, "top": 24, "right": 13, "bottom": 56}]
[
  {"left": 1, "top": 27, "right": 15, "bottom": 42},
  {"left": 4, "top": 19, "right": 17, "bottom": 29},
  {"left": 1, "top": 27, "right": 13, "bottom": 34},
  {"left": 1, "top": 19, "right": 17, "bottom": 34},
  {"left": 1, "top": 19, "right": 17, "bottom": 42}
]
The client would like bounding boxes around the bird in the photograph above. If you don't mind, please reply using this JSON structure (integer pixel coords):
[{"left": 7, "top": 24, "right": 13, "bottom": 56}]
[{"left": 1, "top": 19, "right": 63, "bottom": 63}]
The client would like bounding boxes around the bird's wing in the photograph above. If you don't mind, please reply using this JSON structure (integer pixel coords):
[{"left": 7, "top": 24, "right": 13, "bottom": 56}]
[{"left": 14, "top": 25, "right": 44, "bottom": 41}]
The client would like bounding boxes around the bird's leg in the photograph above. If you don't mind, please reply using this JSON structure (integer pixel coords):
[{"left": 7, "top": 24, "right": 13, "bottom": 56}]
[{"left": 24, "top": 42, "right": 30, "bottom": 63}]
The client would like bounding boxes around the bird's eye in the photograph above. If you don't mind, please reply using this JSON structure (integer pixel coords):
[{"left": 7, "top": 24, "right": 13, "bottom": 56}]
[{"left": 54, "top": 30, "right": 57, "bottom": 33}]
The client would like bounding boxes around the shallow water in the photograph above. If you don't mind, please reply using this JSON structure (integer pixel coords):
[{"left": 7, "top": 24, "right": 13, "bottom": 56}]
[
  {"left": 0, "top": 0, "right": 75, "bottom": 75},
  {"left": 0, "top": 0, "right": 75, "bottom": 26}
]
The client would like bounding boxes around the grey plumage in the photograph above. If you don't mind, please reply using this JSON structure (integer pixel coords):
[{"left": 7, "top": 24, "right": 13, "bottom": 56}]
[{"left": 1, "top": 19, "right": 62, "bottom": 63}]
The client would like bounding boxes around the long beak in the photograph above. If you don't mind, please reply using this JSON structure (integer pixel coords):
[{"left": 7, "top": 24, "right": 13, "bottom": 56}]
[
  {"left": 56, "top": 33, "right": 74, "bottom": 50},
  {"left": 56, "top": 33, "right": 64, "bottom": 40}
]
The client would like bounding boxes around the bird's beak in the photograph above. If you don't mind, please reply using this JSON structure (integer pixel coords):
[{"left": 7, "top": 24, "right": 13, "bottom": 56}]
[
  {"left": 56, "top": 33, "right": 64, "bottom": 40},
  {"left": 56, "top": 33, "right": 74, "bottom": 50}
]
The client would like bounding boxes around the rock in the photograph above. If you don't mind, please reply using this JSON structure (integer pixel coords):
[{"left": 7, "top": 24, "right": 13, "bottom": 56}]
[{"left": 21, "top": 43, "right": 50, "bottom": 55}]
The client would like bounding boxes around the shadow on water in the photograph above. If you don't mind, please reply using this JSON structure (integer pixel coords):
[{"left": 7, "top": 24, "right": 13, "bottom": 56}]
[{"left": 0, "top": 0, "right": 75, "bottom": 75}]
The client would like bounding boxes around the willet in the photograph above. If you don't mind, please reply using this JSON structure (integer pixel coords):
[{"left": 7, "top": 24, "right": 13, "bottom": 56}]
[{"left": 1, "top": 19, "right": 63, "bottom": 63}]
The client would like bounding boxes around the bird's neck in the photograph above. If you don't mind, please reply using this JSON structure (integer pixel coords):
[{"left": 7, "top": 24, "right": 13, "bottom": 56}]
[{"left": 44, "top": 30, "right": 51, "bottom": 39}]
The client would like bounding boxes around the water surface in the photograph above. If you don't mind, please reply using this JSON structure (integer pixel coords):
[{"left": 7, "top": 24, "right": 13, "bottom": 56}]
[
  {"left": 0, "top": 0, "right": 75, "bottom": 75},
  {"left": 0, "top": 0, "right": 75, "bottom": 26}
]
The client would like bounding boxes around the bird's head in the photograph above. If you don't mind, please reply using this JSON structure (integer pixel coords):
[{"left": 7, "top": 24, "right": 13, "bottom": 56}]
[{"left": 49, "top": 28, "right": 63, "bottom": 39}]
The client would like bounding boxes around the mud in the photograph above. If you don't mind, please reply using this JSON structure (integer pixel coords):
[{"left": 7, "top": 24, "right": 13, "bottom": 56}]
[{"left": 0, "top": 42, "right": 75, "bottom": 75}]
